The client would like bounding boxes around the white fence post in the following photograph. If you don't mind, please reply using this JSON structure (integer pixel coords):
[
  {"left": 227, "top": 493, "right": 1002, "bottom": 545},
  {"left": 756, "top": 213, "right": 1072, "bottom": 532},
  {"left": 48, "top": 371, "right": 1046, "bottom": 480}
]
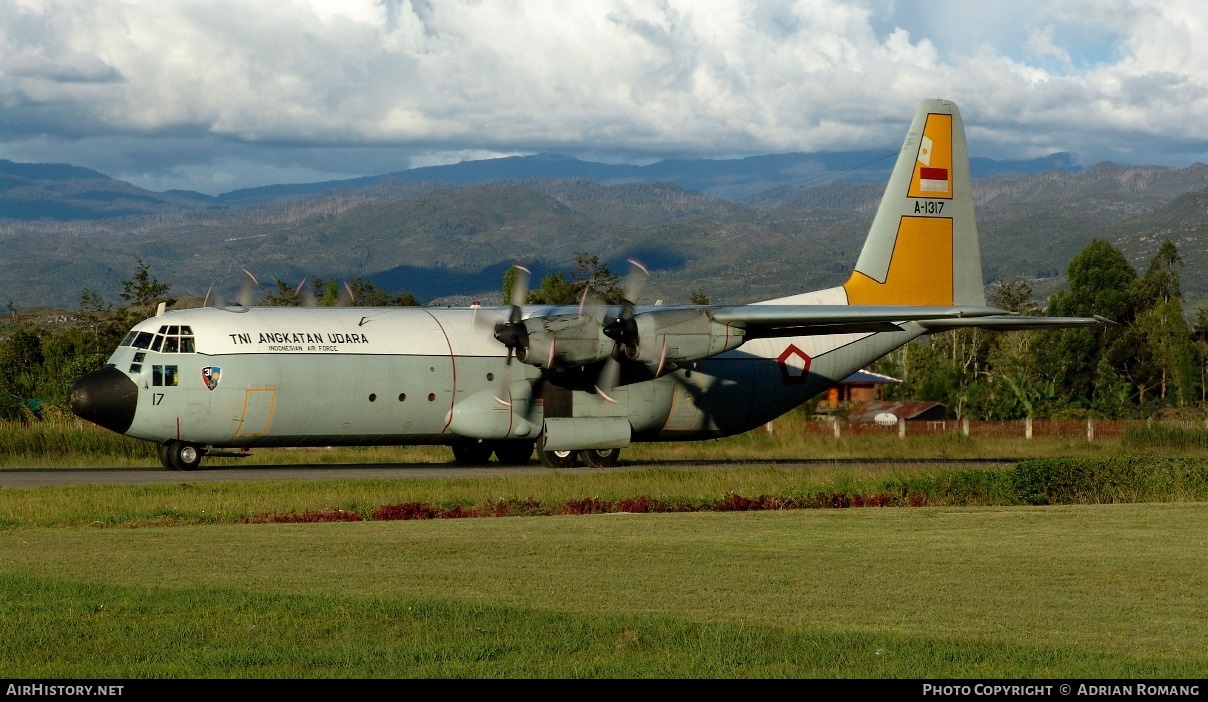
[
  {"left": 897, "top": 417, "right": 906, "bottom": 439},
  {"left": 1025, "top": 416, "right": 1033, "bottom": 440},
  {"left": 962, "top": 417, "right": 970, "bottom": 437},
  {"left": 832, "top": 416, "right": 841, "bottom": 439},
  {"left": 1087, "top": 417, "right": 1095, "bottom": 442}
]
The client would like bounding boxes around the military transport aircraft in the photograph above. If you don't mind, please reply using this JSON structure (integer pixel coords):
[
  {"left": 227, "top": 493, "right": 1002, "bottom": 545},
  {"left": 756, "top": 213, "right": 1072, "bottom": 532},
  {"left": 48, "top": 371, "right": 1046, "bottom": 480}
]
[{"left": 69, "top": 99, "right": 1105, "bottom": 470}]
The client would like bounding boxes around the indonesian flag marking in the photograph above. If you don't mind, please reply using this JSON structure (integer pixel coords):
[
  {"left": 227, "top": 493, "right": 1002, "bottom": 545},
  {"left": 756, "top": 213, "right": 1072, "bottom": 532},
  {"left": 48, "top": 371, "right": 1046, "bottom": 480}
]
[{"left": 919, "top": 167, "right": 949, "bottom": 192}]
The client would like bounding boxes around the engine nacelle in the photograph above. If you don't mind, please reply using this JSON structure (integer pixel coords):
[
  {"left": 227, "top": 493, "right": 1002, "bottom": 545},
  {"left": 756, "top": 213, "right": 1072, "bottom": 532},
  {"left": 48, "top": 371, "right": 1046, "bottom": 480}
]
[
  {"left": 516, "top": 313, "right": 615, "bottom": 369},
  {"left": 626, "top": 308, "right": 744, "bottom": 365}
]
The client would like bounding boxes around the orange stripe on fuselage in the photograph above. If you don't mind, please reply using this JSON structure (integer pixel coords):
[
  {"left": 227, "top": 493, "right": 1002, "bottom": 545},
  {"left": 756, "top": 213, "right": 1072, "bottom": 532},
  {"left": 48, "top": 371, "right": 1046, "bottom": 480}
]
[{"left": 844, "top": 216, "right": 953, "bottom": 305}]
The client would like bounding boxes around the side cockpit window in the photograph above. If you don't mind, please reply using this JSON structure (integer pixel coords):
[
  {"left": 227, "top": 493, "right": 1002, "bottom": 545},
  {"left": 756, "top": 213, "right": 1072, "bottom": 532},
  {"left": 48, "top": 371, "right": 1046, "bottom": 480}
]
[
  {"left": 152, "top": 365, "right": 178, "bottom": 386},
  {"left": 131, "top": 332, "right": 154, "bottom": 349}
]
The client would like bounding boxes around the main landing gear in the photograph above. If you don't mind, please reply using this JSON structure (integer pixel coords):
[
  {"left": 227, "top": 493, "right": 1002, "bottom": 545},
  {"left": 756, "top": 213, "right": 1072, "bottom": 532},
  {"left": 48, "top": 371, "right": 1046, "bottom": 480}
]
[
  {"left": 450, "top": 440, "right": 536, "bottom": 466},
  {"left": 450, "top": 439, "right": 621, "bottom": 468},
  {"left": 535, "top": 435, "right": 621, "bottom": 468},
  {"left": 158, "top": 440, "right": 205, "bottom": 471}
]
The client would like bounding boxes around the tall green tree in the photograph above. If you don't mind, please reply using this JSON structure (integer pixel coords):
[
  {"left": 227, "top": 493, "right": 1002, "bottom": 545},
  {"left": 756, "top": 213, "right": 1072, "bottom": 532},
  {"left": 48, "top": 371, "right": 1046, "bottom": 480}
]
[
  {"left": 119, "top": 259, "right": 173, "bottom": 316},
  {"left": 1128, "top": 240, "right": 1194, "bottom": 406},
  {"left": 1036, "top": 239, "right": 1138, "bottom": 411}
]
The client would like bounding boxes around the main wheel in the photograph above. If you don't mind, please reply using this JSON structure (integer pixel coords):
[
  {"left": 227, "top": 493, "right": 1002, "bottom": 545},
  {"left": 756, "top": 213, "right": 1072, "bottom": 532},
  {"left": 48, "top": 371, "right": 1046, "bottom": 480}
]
[
  {"left": 451, "top": 442, "right": 493, "bottom": 465},
  {"left": 580, "top": 447, "right": 621, "bottom": 468},
  {"left": 537, "top": 434, "right": 579, "bottom": 468},
  {"left": 493, "top": 441, "right": 535, "bottom": 465},
  {"left": 165, "top": 441, "right": 204, "bottom": 471},
  {"left": 157, "top": 442, "right": 176, "bottom": 470},
  {"left": 539, "top": 448, "right": 578, "bottom": 468}
]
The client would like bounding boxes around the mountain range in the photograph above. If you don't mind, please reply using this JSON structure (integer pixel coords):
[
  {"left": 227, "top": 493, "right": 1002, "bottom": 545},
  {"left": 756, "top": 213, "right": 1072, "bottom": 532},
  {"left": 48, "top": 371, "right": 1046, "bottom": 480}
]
[{"left": 1, "top": 151, "right": 1206, "bottom": 313}]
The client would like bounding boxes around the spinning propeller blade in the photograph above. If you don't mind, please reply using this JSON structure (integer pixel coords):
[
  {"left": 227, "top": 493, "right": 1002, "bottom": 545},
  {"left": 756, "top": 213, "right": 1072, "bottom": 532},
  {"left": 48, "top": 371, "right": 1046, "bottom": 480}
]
[
  {"left": 237, "top": 268, "right": 259, "bottom": 307},
  {"left": 490, "top": 264, "right": 532, "bottom": 407},
  {"left": 595, "top": 258, "right": 649, "bottom": 402},
  {"left": 295, "top": 278, "right": 318, "bottom": 307}
]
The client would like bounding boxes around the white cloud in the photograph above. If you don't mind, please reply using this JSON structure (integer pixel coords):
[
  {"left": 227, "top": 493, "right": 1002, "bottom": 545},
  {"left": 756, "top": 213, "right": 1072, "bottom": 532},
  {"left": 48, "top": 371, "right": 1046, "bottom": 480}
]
[{"left": 3, "top": 0, "right": 1208, "bottom": 193}]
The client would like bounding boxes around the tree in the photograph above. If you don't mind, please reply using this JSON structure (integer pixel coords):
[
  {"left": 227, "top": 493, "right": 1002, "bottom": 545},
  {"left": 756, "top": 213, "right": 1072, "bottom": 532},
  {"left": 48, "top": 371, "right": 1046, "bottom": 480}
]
[
  {"left": 263, "top": 277, "right": 419, "bottom": 307},
  {"left": 119, "top": 259, "right": 172, "bottom": 313},
  {"left": 346, "top": 277, "right": 420, "bottom": 306},
  {"left": 527, "top": 272, "right": 579, "bottom": 305},
  {"left": 77, "top": 288, "right": 120, "bottom": 354},
  {"left": 1133, "top": 239, "right": 1182, "bottom": 307},
  {"left": 1194, "top": 308, "right": 1208, "bottom": 403},
  {"left": 1129, "top": 240, "right": 1193, "bottom": 406},
  {"left": 0, "top": 328, "right": 44, "bottom": 399},
  {"left": 989, "top": 278, "right": 1041, "bottom": 315},
  {"left": 689, "top": 288, "right": 711, "bottom": 305},
  {"left": 1036, "top": 240, "right": 1138, "bottom": 410},
  {"left": 501, "top": 253, "right": 629, "bottom": 307},
  {"left": 501, "top": 266, "right": 521, "bottom": 306},
  {"left": 570, "top": 253, "right": 624, "bottom": 304},
  {"left": 260, "top": 279, "right": 304, "bottom": 306}
]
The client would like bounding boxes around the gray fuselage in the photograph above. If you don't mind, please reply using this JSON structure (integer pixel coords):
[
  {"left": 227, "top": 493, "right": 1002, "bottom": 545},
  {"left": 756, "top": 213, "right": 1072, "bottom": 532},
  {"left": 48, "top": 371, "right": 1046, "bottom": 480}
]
[{"left": 82, "top": 303, "right": 921, "bottom": 450}]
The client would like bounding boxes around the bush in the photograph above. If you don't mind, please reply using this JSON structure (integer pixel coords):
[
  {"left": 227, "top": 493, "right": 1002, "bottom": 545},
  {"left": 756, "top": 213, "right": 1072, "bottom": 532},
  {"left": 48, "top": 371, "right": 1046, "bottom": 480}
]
[{"left": 1011, "top": 457, "right": 1208, "bottom": 505}]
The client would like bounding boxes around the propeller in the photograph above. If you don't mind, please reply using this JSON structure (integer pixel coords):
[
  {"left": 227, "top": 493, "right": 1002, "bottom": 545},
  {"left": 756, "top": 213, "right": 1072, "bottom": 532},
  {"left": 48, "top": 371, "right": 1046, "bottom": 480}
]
[
  {"left": 295, "top": 278, "right": 318, "bottom": 307},
  {"left": 492, "top": 264, "right": 531, "bottom": 367},
  {"left": 491, "top": 264, "right": 532, "bottom": 408},
  {"left": 237, "top": 268, "right": 259, "bottom": 307},
  {"left": 594, "top": 258, "right": 649, "bottom": 403}
]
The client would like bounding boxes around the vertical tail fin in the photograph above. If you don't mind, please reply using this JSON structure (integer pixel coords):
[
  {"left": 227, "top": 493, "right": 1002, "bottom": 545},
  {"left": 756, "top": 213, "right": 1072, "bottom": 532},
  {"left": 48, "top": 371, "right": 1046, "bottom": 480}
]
[{"left": 843, "top": 99, "right": 985, "bottom": 307}]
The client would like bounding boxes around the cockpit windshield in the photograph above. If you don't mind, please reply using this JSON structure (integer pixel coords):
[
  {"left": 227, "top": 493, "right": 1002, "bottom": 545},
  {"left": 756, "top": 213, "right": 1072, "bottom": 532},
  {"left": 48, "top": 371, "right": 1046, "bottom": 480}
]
[{"left": 121, "top": 326, "right": 194, "bottom": 353}]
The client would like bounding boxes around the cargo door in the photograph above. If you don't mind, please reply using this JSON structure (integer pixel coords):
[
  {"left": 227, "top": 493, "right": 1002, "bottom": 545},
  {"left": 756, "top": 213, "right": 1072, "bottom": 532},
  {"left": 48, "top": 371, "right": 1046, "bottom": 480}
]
[{"left": 235, "top": 388, "right": 276, "bottom": 437}]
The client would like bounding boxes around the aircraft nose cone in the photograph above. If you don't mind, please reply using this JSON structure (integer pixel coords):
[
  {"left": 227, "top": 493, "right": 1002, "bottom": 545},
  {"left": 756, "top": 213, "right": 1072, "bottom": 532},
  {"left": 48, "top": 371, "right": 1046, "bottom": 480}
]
[{"left": 69, "top": 365, "right": 138, "bottom": 434}]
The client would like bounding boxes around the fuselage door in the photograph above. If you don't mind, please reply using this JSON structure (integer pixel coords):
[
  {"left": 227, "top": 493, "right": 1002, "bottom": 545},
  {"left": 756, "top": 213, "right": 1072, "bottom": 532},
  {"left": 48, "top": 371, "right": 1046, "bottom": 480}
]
[{"left": 235, "top": 388, "right": 276, "bottom": 437}]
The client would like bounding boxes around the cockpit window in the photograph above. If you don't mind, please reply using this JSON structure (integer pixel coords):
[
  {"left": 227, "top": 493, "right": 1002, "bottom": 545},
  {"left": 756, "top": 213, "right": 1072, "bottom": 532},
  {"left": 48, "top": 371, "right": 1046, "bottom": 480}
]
[
  {"left": 152, "top": 365, "right": 179, "bottom": 386},
  {"left": 128, "top": 327, "right": 196, "bottom": 353}
]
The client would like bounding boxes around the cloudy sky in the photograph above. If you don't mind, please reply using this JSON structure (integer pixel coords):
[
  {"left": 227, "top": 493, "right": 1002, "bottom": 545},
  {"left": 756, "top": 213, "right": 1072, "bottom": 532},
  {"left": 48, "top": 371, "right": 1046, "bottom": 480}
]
[{"left": 3, "top": 0, "right": 1207, "bottom": 195}]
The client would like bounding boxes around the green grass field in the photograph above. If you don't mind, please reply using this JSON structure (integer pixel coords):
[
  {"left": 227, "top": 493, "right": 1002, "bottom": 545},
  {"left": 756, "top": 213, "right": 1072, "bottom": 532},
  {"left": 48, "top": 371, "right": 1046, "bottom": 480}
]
[
  {"left": 3, "top": 414, "right": 1208, "bottom": 678},
  {"left": 1, "top": 472, "right": 1206, "bottom": 677}
]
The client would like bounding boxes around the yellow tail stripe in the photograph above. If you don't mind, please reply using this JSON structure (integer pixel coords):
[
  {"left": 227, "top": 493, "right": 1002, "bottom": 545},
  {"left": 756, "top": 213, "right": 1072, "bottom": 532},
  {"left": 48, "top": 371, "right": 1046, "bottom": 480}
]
[{"left": 844, "top": 217, "right": 953, "bottom": 305}]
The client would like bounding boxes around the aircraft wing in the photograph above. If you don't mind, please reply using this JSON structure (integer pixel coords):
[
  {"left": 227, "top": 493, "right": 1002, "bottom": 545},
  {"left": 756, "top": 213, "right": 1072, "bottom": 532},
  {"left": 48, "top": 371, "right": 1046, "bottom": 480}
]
[
  {"left": 710, "top": 304, "right": 989, "bottom": 338},
  {"left": 706, "top": 305, "right": 1108, "bottom": 339},
  {"left": 917, "top": 314, "right": 1113, "bottom": 332}
]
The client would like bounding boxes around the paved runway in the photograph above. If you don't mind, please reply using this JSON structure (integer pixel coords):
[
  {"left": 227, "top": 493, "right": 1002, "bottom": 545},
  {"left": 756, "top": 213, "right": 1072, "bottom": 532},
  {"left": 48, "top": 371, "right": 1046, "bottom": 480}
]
[{"left": 0, "top": 458, "right": 1020, "bottom": 488}]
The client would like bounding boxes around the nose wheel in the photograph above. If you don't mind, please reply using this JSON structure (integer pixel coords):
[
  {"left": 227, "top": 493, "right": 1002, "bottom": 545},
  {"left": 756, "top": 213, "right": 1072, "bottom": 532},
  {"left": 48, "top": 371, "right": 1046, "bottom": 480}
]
[{"left": 159, "top": 440, "right": 205, "bottom": 470}]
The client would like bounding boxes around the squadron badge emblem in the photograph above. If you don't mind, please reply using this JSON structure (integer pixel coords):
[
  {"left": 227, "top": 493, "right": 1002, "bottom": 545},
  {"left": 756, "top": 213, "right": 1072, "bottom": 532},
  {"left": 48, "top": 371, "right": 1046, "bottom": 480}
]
[{"left": 201, "top": 366, "right": 222, "bottom": 391}]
